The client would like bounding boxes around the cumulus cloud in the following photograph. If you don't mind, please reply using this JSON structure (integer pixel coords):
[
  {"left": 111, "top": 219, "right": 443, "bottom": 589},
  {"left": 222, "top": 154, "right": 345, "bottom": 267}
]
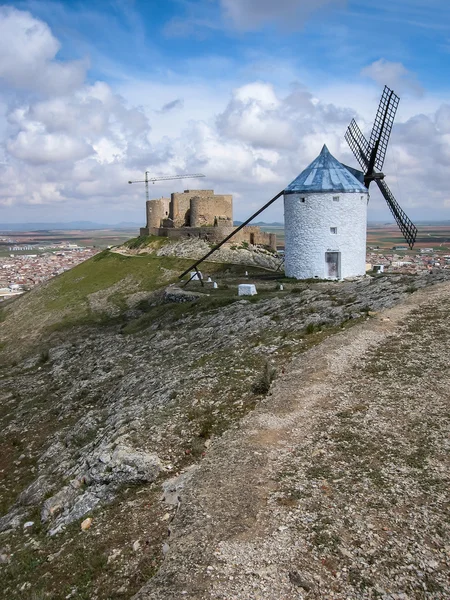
[
  {"left": 0, "top": 8, "right": 155, "bottom": 210},
  {"left": 217, "top": 82, "right": 295, "bottom": 149},
  {"left": 361, "top": 59, "right": 424, "bottom": 96},
  {"left": 0, "top": 6, "right": 87, "bottom": 95},
  {"left": 7, "top": 131, "right": 94, "bottom": 164},
  {"left": 1, "top": 8, "right": 450, "bottom": 224},
  {"left": 216, "top": 81, "right": 353, "bottom": 159},
  {"left": 220, "top": 0, "right": 347, "bottom": 30}
]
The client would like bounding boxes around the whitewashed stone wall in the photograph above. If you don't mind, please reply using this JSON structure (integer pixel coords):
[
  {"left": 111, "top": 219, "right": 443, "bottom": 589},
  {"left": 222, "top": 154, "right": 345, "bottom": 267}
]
[{"left": 284, "top": 191, "right": 368, "bottom": 279}]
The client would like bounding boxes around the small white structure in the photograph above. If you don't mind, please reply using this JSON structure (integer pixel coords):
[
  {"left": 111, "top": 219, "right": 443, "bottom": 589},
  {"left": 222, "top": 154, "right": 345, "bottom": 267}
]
[
  {"left": 373, "top": 264, "right": 385, "bottom": 273},
  {"left": 284, "top": 145, "right": 369, "bottom": 280},
  {"left": 238, "top": 284, "right": 257, "bottom": 296},
  {"left": 189, "top": 271, "right": 203, "bottom": 281}
]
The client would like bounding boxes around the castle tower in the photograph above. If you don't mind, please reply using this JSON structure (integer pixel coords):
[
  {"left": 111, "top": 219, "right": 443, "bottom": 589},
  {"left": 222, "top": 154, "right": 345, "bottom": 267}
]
[{"left": 284, "top": 145, "right": 369, "bottom": 280}]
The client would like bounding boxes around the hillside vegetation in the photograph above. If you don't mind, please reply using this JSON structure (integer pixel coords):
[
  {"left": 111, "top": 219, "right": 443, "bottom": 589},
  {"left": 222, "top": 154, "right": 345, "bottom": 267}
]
[{"left": 0, "top": 242, "right": 449, "bottom": 599}]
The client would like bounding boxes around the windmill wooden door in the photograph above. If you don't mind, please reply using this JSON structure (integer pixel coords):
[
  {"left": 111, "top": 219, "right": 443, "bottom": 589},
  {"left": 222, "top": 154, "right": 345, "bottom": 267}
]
[{"left": 325, "top": 252, "right": 340, "bottom": 279}]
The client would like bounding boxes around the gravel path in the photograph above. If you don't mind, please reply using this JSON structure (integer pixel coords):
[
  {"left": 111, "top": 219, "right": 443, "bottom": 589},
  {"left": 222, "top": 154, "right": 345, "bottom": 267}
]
[{"left": 135, "top": 282, "right": 450, "bottom": 600}]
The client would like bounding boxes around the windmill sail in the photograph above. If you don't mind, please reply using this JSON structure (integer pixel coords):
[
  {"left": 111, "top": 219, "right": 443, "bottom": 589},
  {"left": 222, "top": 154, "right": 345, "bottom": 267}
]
[
  {"left": 369, "top": 86, "right": 400, "bottom": 172},
  {"left": 376, "top": 179, "right": 418, "bottom": 249},
  {"left": 345, "top": 119, "right": 370, "bottom": 170},
  {"left": 345, "top": 85, "right": 417, "bottom": 249}
]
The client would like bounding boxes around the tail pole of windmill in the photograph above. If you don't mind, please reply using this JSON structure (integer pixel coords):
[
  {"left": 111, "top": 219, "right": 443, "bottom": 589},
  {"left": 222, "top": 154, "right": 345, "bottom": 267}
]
[{"left": 128, "top": 173, "right": 206, "bottom": 202}]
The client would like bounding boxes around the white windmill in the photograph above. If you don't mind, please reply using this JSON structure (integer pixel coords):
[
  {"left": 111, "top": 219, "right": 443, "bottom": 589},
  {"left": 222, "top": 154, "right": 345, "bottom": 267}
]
[
  {"left": 283, "top": 145, "right": 368, "bottom": 280},
  {"left": 179, "top": 86, "right": 418, "bottom": 283}
]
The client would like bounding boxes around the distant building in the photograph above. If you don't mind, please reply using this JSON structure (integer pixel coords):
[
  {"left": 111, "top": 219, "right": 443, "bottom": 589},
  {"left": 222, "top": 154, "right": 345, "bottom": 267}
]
[{"left": 140, "top": 189, "right": 276, "bottom": 250}]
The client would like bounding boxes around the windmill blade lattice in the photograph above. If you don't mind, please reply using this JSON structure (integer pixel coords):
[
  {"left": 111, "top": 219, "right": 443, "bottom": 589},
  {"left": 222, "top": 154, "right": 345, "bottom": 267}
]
[
  {"left": 345, "top": 119, "right": 370, "bottom": 170},
  {"left": 369, "top": 85, "right": 400, "bottom": 172},
  {"left": 376, "top": 179, "right": 417, "bottom": 249}
]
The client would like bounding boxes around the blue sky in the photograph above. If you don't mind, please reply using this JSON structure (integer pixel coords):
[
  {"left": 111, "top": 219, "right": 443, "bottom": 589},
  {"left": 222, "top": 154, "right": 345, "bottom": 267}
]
[{"left": 1, "top": 0, "right": 450, "bottom": 224}]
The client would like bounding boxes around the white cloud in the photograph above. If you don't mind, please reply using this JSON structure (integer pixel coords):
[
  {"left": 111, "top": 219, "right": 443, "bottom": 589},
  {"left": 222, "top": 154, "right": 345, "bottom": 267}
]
[
  {"left": 1, "top": 8, "right": 450, "bottom": 224},
  {"left": 361, "top": 59, "right": 424, "bottom": 96},
  {"left": 7, "top": 131, "right": 94, "bottom": 164},
  {"left": 0, "top": 6, "right": 87, "bottom": 95},
  {"left": 216, "top": 81, "right": 353, "bottom": 160}
]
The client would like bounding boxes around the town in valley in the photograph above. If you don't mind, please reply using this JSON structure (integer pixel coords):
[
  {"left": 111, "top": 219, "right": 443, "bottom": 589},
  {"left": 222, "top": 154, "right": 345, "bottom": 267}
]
[{"left": 2, "top": 223, "right": 450, "bottom": 300}]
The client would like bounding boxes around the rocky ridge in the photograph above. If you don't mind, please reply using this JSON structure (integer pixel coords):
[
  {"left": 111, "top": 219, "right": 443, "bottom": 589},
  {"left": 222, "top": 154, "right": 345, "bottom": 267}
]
[{"left": 114, "top": 237, "right": 282, "bottom": 271}]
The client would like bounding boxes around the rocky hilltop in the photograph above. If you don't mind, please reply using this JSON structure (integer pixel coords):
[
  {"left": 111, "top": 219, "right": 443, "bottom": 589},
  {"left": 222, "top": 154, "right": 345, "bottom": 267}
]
[{"left": 0, "top": 239, "right": 449, "bottom": 599}]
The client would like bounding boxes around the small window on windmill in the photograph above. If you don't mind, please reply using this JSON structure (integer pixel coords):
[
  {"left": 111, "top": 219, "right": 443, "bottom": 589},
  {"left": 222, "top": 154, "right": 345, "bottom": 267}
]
[
  {"left": 300, "top": 197, "right": 306, "bottom": 203},
  {"left": 333, "top": 196, "right": 339, "bottom": 202},
  {"left": 330, "top": 227, "right": 337, "bottom": 234}
]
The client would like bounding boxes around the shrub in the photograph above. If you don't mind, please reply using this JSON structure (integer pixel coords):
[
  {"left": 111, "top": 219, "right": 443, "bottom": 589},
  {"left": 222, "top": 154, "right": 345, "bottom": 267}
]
[
  {"left": 252, "top": 361, "right": 276, "bottom": 395},
  {"left": 305, "top": 323, "right": 315, "bottom": 335},
  {"left": 38, "top": 349, "right": 50, "bottom": 364}
]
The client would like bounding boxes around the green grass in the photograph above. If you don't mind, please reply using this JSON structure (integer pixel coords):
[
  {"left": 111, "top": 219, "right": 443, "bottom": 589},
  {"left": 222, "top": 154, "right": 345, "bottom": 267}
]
[
  {"left": 0, "top": 248, "right": 284, "bottom": 360},
  {"left": 123, "top": 235, "right": 170, "bottom": 250}
]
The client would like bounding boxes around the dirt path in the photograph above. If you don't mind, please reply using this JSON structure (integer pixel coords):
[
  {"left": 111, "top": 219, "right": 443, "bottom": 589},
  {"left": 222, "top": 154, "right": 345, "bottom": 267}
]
[{"left": 135, "top": 283, "right": 450, "bottom": 600}]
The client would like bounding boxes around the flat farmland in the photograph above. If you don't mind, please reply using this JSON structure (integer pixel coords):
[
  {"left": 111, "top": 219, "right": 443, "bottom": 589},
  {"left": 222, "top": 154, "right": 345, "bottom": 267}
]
[
  {"left": 367, "top": 224, "right": 450, "bottom": 252},
  {"left": 261, "top": 224, "right": 450, "bottom": 253},
  {"left": 0, "top": 228, "right": 139, "bottom": 256}
]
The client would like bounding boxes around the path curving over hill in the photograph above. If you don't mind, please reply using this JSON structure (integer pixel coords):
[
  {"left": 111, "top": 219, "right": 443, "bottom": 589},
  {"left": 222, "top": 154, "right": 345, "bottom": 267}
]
[{"left": 135, "top": 282, "right": 450, "bottom": 599}]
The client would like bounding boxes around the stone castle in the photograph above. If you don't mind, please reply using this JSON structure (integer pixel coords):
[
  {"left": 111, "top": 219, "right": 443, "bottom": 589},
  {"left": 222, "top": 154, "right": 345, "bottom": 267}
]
[{"left": 139, "top": 189, "right": 276, "bottom": 250}]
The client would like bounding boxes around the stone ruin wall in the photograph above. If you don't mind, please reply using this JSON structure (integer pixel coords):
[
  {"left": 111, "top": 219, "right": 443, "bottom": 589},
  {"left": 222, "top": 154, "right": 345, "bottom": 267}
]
[
  {"left": 146, "top": 198, "right": 170, "bottom": 229},
  {"left": 139, "top": 189, "right": 276, "bottom": 251},
  {"left": 170, "top": 190, "right": 214, "bottom": 228},
  {"left": 232, "top": 226, "right": 276, "bottom": 250},
  {"left": 190, "top": 195, "right": 232, "bottom": 227},
  {"left": 140, "top": 224, "right": 276, "bottom": 250}
]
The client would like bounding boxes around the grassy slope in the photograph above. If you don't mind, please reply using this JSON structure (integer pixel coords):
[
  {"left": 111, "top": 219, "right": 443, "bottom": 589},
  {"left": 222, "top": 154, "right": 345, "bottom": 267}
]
[{"left": 0, "top": 245, "right": 269, "bottom": 360}]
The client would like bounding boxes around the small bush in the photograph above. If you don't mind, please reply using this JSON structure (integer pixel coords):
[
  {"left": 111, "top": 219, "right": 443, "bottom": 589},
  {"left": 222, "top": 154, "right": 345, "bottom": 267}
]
[
  {"left": 252, "top": 361, "right": 276, "bottom": 395},
  {"left": 38, "top": 349, "right": 50, "bottom": 364},
  {"left": 305, "top": 323, "right": 315, "bottom": 335}
]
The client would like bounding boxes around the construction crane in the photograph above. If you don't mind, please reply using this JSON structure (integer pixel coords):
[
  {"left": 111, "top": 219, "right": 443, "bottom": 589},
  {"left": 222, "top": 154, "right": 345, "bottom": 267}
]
[{"left": 128, "top": 172, "right": 205, "bottom": 202}]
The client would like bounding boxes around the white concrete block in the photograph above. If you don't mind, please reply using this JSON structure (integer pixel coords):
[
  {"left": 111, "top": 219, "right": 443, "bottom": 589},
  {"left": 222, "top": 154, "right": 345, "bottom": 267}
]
[{"left": 238, "top": 284, "right": 257, "bottom": 296}]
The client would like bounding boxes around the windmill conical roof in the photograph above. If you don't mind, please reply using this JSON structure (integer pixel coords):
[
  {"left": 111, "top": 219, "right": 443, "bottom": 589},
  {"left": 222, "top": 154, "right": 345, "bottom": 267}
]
[{"left": 285, "top": 145, "right": 367, "bottom": 194}]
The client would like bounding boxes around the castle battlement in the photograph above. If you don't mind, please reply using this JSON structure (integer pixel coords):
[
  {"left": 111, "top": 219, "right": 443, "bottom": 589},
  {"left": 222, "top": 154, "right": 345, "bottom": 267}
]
[{"left": 140, "top": 189, "right": 276, "bottom": 250}]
